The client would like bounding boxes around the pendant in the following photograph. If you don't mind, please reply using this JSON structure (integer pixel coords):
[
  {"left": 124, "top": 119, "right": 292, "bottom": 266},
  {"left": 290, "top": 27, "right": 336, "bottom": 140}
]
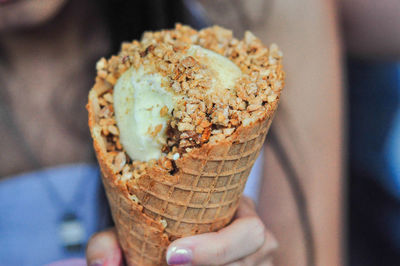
[{"left": 59, "top": 212, "right": 85, "bottom": 252}]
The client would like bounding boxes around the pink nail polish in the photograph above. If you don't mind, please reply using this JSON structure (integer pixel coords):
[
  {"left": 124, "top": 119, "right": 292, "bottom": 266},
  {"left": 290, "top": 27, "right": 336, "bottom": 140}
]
[
  {"left": 104, "top": 249, "right": 123, "bottom": 266},
  {"left": 166, "top": 246, "right": 193, "bottom": 265}
]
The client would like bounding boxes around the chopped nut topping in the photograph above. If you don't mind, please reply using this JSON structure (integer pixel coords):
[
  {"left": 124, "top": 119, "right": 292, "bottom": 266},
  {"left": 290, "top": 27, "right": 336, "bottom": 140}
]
[
  {"left": 113, "top": 152, "right": 126, "bottom": 173},
  {"left": 106, "top": 74, "right": 117, "bottom": 85},
  {"left": 223, "top": 128, "right": 235, "bottom": 136},
  {"left": 177, "top": 122, "right": 195, "bottom": 132},
  {"left": 160, "top": 106, "right": 169, "bottom": 117},
  {"left": 103, "top": 93, "right": 113, "bottom": 103},
  {"left": 129, "top": 194, "right": 139, "bottom": 203},
  {"left": 160, "top": 219, "right": 168, "bottom": 228},
  {"left": 147, "top": 124, "right": 164, "bottom": 137},
  {"left": 154, "top": 124, "right": 163, "bottom": 136},
  {"left": 172, "top": 153, "right": 180, "bottom": 160},
  {"left": 181, "top": 56, "right": 196, "bottom": 68},
  {"left": 108, "top": 125, "right": 119, "bottom": 136},
  {"left": 92, "top": 24, "right": 284, "bottom": 182}
]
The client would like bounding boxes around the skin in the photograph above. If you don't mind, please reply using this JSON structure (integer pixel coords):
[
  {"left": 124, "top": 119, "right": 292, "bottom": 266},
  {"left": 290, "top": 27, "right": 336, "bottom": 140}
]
[
  {"left": 0, "top": 0, "right": 109, "bottom": 177},
  {"left": 0, "top": 1, "right": 278, "bottom": 265},
  {"left": 89, "top": 0, "right": 400, "bottom": 264},
  {"left": 252, "top": 0, "right": 343, "bottom": 265},
  {"left": 2, "top": 0, "right": 400, "bottom": 265},
  {"left": 86, "top": 197, "right": 277, "bottom": 266},
  {"left": 0, "top": 0, "right": 68, "bottom": 32},
  {"left": 88, "top": 0, "right": 343, "bottom": 264}
]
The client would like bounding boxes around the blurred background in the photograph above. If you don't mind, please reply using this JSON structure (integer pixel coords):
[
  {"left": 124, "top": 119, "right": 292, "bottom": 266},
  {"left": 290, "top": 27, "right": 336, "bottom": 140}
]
[{"left": 0, "top": 0, "right": 399, "bottom": 265}]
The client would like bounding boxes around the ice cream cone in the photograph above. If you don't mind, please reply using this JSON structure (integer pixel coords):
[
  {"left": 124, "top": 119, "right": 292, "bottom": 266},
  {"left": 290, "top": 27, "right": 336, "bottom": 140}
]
[
  {"left": 87, "top": 24, "right": 284, "bottom": 265},
  {"left": 88, "top": 90, "right": 275, "bottom": 265}
]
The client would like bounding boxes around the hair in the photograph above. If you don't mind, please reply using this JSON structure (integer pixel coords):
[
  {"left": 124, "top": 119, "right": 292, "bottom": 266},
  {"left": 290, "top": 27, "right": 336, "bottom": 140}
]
[
  {"left": 98, "top": 0, "right": 189, "bottom": 53},
  {"left": 0, "top": 2, "right": 315, "bottom": 261},
  {"left": 93, "top": 4, "right": 316, "bottom": 262}
]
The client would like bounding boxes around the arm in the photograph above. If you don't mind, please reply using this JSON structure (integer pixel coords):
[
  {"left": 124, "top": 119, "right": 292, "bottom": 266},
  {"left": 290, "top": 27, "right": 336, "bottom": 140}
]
[
  {"left": 258, "top": 1, "right": 343, "bottom": 266},
  {"left": 86, "top": 1, "right": 344, "bottom": 265},
  {"left": 199, "top": 0, "right": 344, "bottom": 265},
  {"left": 341, "top": 0, "right": 400, "bottom": 59}
]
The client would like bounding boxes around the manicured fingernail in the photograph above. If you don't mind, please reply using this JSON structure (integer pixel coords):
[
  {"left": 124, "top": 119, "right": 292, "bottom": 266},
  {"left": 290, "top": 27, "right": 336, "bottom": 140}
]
[{"left": 166, "top": 246, "right": 193, "bottom": 265}]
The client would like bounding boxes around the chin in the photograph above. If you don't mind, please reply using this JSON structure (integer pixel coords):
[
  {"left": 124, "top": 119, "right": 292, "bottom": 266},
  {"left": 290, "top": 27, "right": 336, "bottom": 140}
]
[{"left": 0, "top": 0, "right": 68, "bottom": 32}]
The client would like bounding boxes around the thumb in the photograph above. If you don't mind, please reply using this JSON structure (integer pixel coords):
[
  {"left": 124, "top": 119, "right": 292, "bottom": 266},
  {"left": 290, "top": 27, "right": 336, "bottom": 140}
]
[
  {"left": 165, "top": 197, "right": 267, "bottom": 265},
  {"left": 86, "top": 229, "right": 123, "bottom": 266}
]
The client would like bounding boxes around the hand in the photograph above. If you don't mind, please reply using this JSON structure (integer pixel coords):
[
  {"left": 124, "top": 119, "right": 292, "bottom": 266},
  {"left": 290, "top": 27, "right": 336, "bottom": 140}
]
[{"left": 86, "top": 196, "right": 277, "bottom": 266}]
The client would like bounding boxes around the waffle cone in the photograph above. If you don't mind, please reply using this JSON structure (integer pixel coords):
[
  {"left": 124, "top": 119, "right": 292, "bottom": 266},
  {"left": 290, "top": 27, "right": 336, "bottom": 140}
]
[{"left": 88, "top": 89, "right": 275, "bottom": 265}]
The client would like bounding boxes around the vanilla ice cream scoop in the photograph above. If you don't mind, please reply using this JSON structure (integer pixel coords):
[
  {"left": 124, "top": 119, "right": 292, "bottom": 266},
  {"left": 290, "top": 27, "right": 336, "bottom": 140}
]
[
  {"left": 113, "top": 45, "right": 241, "bottom": 161},
  {"left": 187, "top": 45, "right": 240, "bottom": 94}
]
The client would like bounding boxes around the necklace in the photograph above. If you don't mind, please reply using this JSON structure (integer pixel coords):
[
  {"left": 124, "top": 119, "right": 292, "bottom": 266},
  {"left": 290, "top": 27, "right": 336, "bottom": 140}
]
[
  {"left": 0, "top": 70, "right": 90, "bottom": 252},
  {"left": 40, "top": 165, "right": 90, "bottom": 252},
  {"left": 0, "top": 1, "right": 109, "bottom": 251}
]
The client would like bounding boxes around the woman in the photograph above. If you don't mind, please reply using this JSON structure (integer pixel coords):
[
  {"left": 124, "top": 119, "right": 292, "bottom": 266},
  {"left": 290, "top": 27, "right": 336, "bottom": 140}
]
[
  {"left": 1, "top": 0, "right": 340, "bottom": 265},
  {"left": 1, "top": 0, "right": 278, "bottom": 265},
  {"left": 0, "top": 0, "right": 199, "bottom": 264},
  {"left": 87, "top": 0, "right": 400, "bottom": 265},
  {"left": 88, "top": 0, "right": 344, "bottom": 265},
  {"left": 3, "top": 0, "right": 399, "bottom": 265}
]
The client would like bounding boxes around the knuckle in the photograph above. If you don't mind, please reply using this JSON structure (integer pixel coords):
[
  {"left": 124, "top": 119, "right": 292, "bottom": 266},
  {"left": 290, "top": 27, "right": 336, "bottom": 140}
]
[
  {"left": 214, "top": 243, "right": 230, "bottom": 265},
  {"left": 265, "top": 230, "right": 279, "bottom": 251},
  {"left": 86, "top": 229, "right": 116, "bottom": 253},
  {"left": 242, "top": 196, "right": 256, "bottom": 209},
  {"left": 86, "top": 234, "right": 99, "bottom": 256},
  {"left": 226, "top": 261, "right": 245, "bottom": 266},
  {"left": 87, "top": 232, "right": 102, "bottom": 247},
  {"left": 86, "top": 232, "right": 105, "bottom": 254},
  {"left": 248, "top": 217, "right": 266, "bottom": 247}
]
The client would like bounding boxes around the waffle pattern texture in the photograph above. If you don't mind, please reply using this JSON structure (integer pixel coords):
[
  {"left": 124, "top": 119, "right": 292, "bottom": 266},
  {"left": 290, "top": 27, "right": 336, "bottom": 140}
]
[
  {"left": 87, "top": 24, "right": 283, "bottom": 265},
  {"left": 131, "top": 116, "right": 273, "bottom": 239},
  {"left": 90, "top": 91, "right": 274, "bottom": 265}
]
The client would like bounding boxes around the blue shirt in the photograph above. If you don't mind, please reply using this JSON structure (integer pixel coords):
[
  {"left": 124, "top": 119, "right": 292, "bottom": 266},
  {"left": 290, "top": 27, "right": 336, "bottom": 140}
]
[
  {"left": 0, "top": 164, "right": 103, "bottom": 266},
  {"left": 0, "top": 161, "right": 262, "bottom": 266}
]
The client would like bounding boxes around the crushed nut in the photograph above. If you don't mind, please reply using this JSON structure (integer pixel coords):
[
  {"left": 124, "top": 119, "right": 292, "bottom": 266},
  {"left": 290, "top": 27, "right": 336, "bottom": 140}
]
[
  {"left": 113, "top": 152, "right": 126, "bottom": 173},
  {"left": 130, "top": 194, "right": 139, "bottom": 203},
  {"left": 91, "top": 24, "right": 283, "bottom": 184},
  {"left": 160, "top": 106, "right": 169, "bottom": 116},
  {"left": 108, "top": 125, "right": 119, "bottom": 136},
  {"left": 103, "top": 93, "right": 113, "bottom": 103},
  {"left": 160, "top": 219, "right": 168, "bottom": 228},
  {"left": 178, "top": 122, "right": 195, "bottom": 132}
]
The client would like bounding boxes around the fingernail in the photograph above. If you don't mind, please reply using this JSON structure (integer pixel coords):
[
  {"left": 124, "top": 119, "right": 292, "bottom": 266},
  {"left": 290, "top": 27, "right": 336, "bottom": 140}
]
[
  {"left": 166, "top": 246, "right": 193, "bottom": 265},
  {"left": 90, "top": 261, "right": 103, "bottom": 266}
]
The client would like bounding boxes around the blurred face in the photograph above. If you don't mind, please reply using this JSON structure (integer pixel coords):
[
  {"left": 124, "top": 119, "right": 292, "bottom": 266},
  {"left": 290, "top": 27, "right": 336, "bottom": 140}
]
[{"left": 0, "top": 0, "right": 68, "bottom": 32}]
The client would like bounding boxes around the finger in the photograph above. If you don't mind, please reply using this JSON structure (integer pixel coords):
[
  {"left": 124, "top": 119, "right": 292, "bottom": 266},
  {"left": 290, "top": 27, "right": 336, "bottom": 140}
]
[
  {"left": 257, "top": 257, "right": 274, "bottom": 266},
  {"left": 86, "top": 229, "right": 123, "bottom": 266},
  {"left": 254, "top": 230, "right": 278, "bottom": 264},
  {"left": 235, "top": 196, "right": 258, "bottom": 218},
  {"left": 224, "top": 229, "right": 277, "bottom": 266},
  {"left": 166, "top": 216, "right": 266, "bottom": 265},
  {"left": 240, "top": 230, "right": 278, "bottom": 265}
]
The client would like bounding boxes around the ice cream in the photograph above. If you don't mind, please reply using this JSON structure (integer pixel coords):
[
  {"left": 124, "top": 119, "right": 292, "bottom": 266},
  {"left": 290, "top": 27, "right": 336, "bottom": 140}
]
[
  {"left": 113, "top": 66, "right": 176, "bottom": 161},
  {"left": 113, "top": 45, "right": 242, "bottom": 161},
  {"left": 88, "top": 24, "right": 284, "bottom": 266}
]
